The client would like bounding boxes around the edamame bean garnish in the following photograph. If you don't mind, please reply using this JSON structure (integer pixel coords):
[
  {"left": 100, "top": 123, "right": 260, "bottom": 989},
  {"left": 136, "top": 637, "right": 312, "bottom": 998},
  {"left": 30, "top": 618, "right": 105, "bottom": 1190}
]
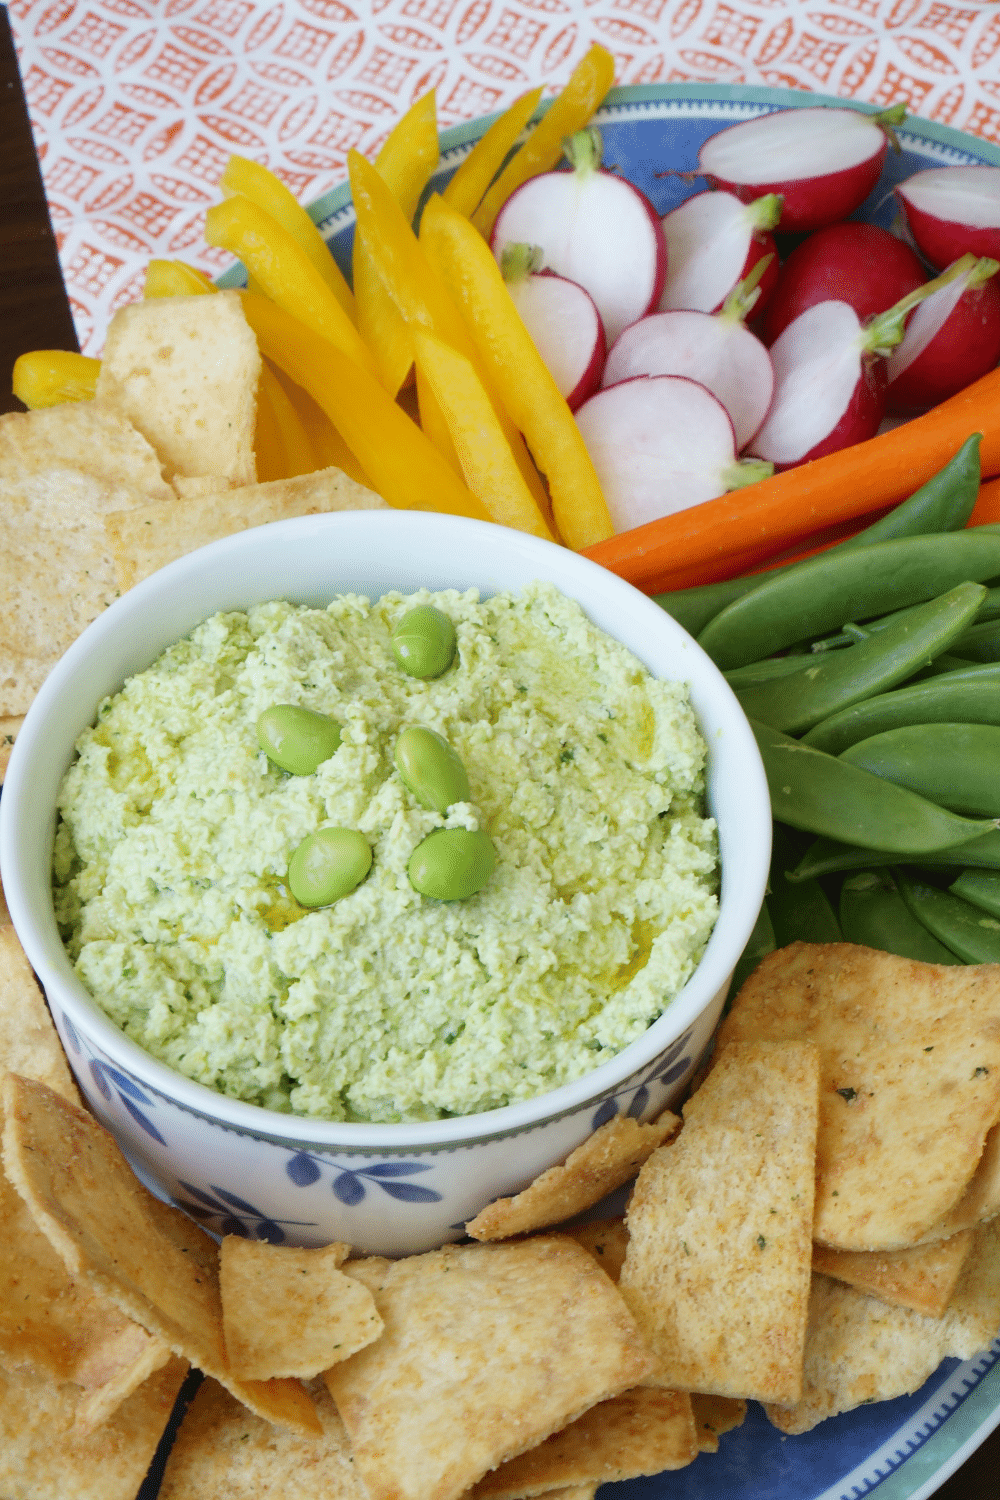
[
  {"left": 394, "top": 726, "right": 470, "bottom": 813},
  {"left": 257, "top": 703, "right": 342, "bottom": 775},
  {"left": 391, "top": 603, "right": 457, "bottom": 679},
  {"left": 288, "top": 827, "right": 373, "bottom": 908}
]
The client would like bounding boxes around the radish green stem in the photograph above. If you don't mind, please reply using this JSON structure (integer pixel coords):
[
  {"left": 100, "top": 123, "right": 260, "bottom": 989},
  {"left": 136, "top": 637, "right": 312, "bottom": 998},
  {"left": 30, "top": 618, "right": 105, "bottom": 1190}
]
[
  {"left": 872, "top": 102, "right": 907, "bottom": 152},
  {"left": 748, "top": 193, "right": 783, "bottom": 233},
  {"left": 500, "top": 242, "right": 544, "bottom": 283},
  {"left": 720, "top": 253, "right": 775, "bottom": 324},
  {"left": 863, "top": 252, "right": 979, "bottom": 357},
  {"left": 724, "top": 458, "right": 774, "bottom": 490},
  {"left": 561, "top": 127, "right": 603, "bottom": 176}
]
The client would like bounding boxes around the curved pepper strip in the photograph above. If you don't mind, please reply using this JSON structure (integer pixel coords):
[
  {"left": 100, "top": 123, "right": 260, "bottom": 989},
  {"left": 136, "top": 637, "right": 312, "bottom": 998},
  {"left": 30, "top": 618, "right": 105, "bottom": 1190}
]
[
  {"left": 205, "top": 195, "right": 377, "bottom": 378},
  {"left": 354, "top": 90, "right": 440, "bottom": 397},
  {"left": 442, "top": 86, "right": 543, "bottom": 218},
  {"left": 12, "top": 350, "right": 101, "bottom": 408},
  {"left": 261, "top": 360, "right": 318, "bottom": 479},
  {"left": 268, "top": 363, "right": 373, "bottom": 490},
  {"left": 144, "top": 259, "right": 216, "bottom": 297},
  {"left": 471, "top": 45, "right": 615, "bottom": 238},
  {"left": 420, "top": 194, "right": 613, "bottom": 550},
  {"left": 413, "top": 330, "right": 554, "bottom": 539},
  {"left": 349, "top": 150, "right": 549, "bottom": 516},
  {"left": 414, "top": 363, "right": 463, "bottom": 476},
  {"left": 220, "top": 154, "right": 356, "bottom": 321},
  {"left": 241, "top": 294, "right": 489, "bottom": 521},
  {"left": 254, "top": 364, "right": 286, "bottom": 483}
]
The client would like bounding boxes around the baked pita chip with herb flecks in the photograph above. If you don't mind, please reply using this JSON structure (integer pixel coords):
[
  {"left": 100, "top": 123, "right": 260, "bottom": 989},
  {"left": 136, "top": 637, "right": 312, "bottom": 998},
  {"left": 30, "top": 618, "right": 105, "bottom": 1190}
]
[
  {"left": 0, "top": 925, "right": 78, "bottom": 1103},
  {"left": 914, "top": 1123, "right": 1000, "bottom": 1245},
  {"left": 220, "top": 1237, "right": 383, "bottom": 1380},
  {"left": 765, "top": 1218, "right": 1000, "bottom": 1435},
  {"left": 563, "top": 1218, "right": 630, "bottom": 1284},
  {"left": 1, "top": 1073, "right": 321, "bottom": 1437},
  {"left": 470, "top": 1386, "right": 698, "bottom": 1499},
  {"left": 619, "top": 1039, "right": 820, "bottom": 1405},
  {"left": 690, "top": 1393, "right": 747, "bottom": 1454},
  {"left": 325, "top": 1237, "right": 658, "bottom": 1500},
  {"left": 466, "top": 1113, "right": 680, "bottom": 1242},
  {"left": 95, "top": 292, "right": 260, "bottom": 486},
  {"left": 159, "top": 1377, "right": 368, "bottom": 1500},
  {"left": 717, "top": 943, "right": 1000, "bottom": 1251},
  {"left": 812, "top": 1229, "right": 974, "bottom": 1318},
  {"left": 108, "top": 466, "right": 388, "bottom": 592},
  {"left": 0, "top": 714, "right": 23, "bottom": 782}
]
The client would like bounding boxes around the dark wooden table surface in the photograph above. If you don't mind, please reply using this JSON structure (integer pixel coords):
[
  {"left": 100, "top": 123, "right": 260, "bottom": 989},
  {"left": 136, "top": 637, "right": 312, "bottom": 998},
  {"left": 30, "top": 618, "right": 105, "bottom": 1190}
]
[{"left": 2, "top": 8, "right": 999, "bottom": 1496}]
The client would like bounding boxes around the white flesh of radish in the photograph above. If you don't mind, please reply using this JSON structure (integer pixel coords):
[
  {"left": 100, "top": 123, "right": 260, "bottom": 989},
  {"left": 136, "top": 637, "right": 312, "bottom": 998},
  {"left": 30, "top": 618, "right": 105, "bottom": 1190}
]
[
  {"left": 898, "top": 166, "right": 1000, "bottom": 229},
  {"left": 748, "top": 301, "right": 863, "bottom": 466},
  {"left": 493, "top": 172, "right": 662, "bottom": 344},
  {"left": 701, "top": 107, "right": 886, "bottom": 182},
  {"left": 658, "top": 192, "right": 753, "bottom": 313},
  {"left": 506, "top": 272, "right": 603, "bottom": 404},
  {"left": 603, "top": 311, "right": 774, "bottom": 449},
  {"left": 885, "top": 271, "right": 969, "bottom": 383},
  {"left": 575, "top": 375, "right": 739, "bottom": 531}
]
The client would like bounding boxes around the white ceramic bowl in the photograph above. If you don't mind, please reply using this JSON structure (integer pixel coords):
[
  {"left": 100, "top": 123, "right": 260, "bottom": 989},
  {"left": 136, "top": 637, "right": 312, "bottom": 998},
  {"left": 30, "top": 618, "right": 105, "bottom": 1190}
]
[{"left": 0, "top": 511, "right": 770, "bottom": 1254}]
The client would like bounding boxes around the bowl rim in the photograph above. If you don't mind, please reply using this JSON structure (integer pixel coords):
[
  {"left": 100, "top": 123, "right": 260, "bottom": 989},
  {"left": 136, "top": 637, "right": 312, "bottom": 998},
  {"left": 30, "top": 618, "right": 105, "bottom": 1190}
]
[{"left": 0, "top": 484, "right": 769, "bottom": 1149}]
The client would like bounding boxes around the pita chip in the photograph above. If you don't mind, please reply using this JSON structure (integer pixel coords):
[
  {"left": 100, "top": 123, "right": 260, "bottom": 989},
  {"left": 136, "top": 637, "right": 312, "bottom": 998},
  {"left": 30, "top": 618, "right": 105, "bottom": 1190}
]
[
  {"left": 813, "top": 1229, "right": 974, "bottom": 1318},
  {"left": 96, "top": 292, "right": 260, "bottom": 484},
  {"left": 690, "top": 1393, "right": 747, "bottom": 1454},
  {"left": 159, "top": 1377, "right": 369, "bottom": 1500},
  {"left": 466, "top": 1112, "right": 679, "bottom": 1242},
  {"left": 0, "top": 402, "right": 171, "bottom": 500},
  {"left": 108, "top": 466, "right": 388, "bottom": 591},
  {"left": 325, "top": 1237, "right": 657, "bottom": 1500},
  {"left": 0, "top": 925, "right": 78, "bottom": 1103},
  {"left": 718, "top": 943, "right": 1000, "bottom": 1250},
  {"left": 915, "top": 1122, "right": 1000, "bottom": 1245},
  {"left": 563, "top": 1218, "right": 630, "bottom": 1284},
  {"left": 0, "top": 715, "right": 23, "bottom": 781},
  {"left": 1, "top": 1073, "right": 320, "bottom": 1436},
  {"left": 619, "top": 1039, "right": 820, "bottom": 1404},
  {"left": 471, "top": 1387, "right": 698, "bottom": 1499},
  {"left": 766, "top": 1219, "right": 1000, "bottom": 1434},
  {"left": 220, "top": 1238, "right": 383, "bottom": 1380}
]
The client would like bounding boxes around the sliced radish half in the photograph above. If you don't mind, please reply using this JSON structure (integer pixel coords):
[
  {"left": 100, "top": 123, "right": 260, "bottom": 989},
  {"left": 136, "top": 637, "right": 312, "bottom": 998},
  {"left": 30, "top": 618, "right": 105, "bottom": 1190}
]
[
  {"left": 603, "top": 272, "right": 775, "bottom": 449},
  {"left": 699, "top": 104, "right": 906, "bottom": 233},
  {"left": 762, "top": 222, "right": 927, "bottom": 346},
  {"left": 887, "top": 254, "right": 1000, "bottom": 414},
  {"left": 501, "top": 244, "right": 606, "bottom": 410},
  {"left": 658, "top": 189, "right": 780, "bottom": 315},
  {"left": 896, "top": 165, "right": 1000, "bottom": 269},
  {"left": 575, "top": 375, "right": 773, "bottom": 533},
  {"left": 491, "top": 128, "right": 666, "bottom": 345}
]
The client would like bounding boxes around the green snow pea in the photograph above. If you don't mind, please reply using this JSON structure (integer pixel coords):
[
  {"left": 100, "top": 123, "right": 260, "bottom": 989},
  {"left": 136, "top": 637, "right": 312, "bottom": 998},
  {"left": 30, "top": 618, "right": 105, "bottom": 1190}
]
[
  {"left": 724, "top": 655, "right": 819, "bottom": 688},
  {"left": 735, "top": 583, "right": 986, "bottom": 735},
  {"left": 840, "top": 722, "right": 1000, "bottom": 818},
  {"left": 288, "top": 827, "right": 372, "bottom": 907},
  {"left": 653, "top": 435, "right": 982, "bottom": 639},
  {"left": 802, "top": 663, "right": 1000, "bottom": 755},
  {"left": 408, "top": 827, "right": 496, "bottom": 901},
  {"left": 768, "top": 873, "right": 841, "bottom": 947},
  {"left": 698, "top": 530, "right": 1000, "bottom": 669},
  {"left": 950, "top": 870, "right": 1000, "bottom": 919},
  {"left": 838, "top": 871, "right": 960, "bottom": 963},
  {"left": 726, "top": 900, "right": 777, "bottom": 1003},
  {"left": 750, "top": 719, "right": 999, "bottom": 854},
  {"left": 788, "top": 830, "right": 1000, "bottom": 883},
  {"left": 895, "top": 870, "right": 1000, "bottom": 964},
  {"left": 391, "top": 604, "right": 457, "bottom": 679},
  {"left": 257, "top": 704, "right": 342, "bottom": 776},
  {"left": 948, "top": 618, "right": 1000, "bottom": 662}
]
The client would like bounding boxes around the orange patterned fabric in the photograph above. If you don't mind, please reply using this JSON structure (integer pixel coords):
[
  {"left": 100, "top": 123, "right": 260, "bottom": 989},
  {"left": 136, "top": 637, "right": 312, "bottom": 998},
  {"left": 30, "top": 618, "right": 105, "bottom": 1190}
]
[{"left": 9, "top": 0, "right": 1000, "bottom": 354}]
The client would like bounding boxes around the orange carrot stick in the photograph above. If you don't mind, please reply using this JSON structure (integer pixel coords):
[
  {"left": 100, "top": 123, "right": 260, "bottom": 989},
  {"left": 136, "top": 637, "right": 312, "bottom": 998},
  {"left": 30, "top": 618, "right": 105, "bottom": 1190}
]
[{"left": 583, "top": 371, "right": 1000, "bottom": 594}]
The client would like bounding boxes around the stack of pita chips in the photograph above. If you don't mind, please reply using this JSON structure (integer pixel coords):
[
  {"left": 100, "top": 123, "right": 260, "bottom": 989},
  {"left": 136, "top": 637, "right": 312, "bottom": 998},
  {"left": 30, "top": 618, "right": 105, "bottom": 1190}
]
[{"left": 0, "top": 291, "right": 387, "bottom": 778}]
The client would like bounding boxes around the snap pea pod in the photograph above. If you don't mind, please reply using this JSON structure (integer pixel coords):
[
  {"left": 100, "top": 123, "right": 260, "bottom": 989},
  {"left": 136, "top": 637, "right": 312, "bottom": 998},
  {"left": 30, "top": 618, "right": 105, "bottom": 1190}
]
[
  {"left": 751, "top": 719, "right": 999, "bottom": 853},
  {"left": 735, "top": 583, "right": 986, "bottom": 735},
  {"left": 811, "top": 584, "right": 1000, "bottom": 654},
  {"left": 895, "top": 870, "right": 1000, "bottom": 964},
  {"left": 948, "top": 618, "right": 1000, "bottom": 662},
  {"left": 654, "top": 434, "right": 983, "bottom": 638},
  {"left": 801, "top": 662, "right": 1000, "bottom": 755},
  {"left": 950, "top": 870, "right": 1000, "bottom": 918},
  {"left": 698, "top": 530, "right": 1000, "bottom": 669},
  {"left": 726, "top": 900, "right": 777, "bottom": 1002},
  {"left": 768, "top": 872, "right": 841, "bottom": 946},
  {"left": 725, "top": 655, "right": 819, "bottom": 688},
  {"left": 840, "top": 722, "right": 1000, "bottom": 817},
  {"left": 839, "top": 871, "right": 961, "bottom": 963},
  {"left": 787, "top": 830, "right": 1000, "bottom": 883}
]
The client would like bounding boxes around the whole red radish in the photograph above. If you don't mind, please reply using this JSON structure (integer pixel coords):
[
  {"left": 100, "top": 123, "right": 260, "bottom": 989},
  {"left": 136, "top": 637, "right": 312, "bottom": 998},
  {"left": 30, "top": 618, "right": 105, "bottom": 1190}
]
[
  {"left": 658, "top": 189, "right": 780, "bottom": 316},
  {"left": 748, "top": 259, "right": 971, "bottom": 469},
  {"left": 491, "top": 128, "right": 666, "bottom": 345},
  {"left": 896, "top": 165, "right": 1000, "bottom": 270},
  {"left": 603, "top": 265, "right": 775, "bottom": 449},
  {"left": 762, "top": 222, "right": 926, "bottom": 346},
  {"left": 575, "top": 375, "right": 773, "bottom": 532},
  {"left": 887, "top": 254, "right": 1000, "bottom": 414},
  {"left": 699, "top": 103, "right": 906, "bottom": 234},
  {"left": 500, "top": 243, "right": 605, "bottom": 411}
]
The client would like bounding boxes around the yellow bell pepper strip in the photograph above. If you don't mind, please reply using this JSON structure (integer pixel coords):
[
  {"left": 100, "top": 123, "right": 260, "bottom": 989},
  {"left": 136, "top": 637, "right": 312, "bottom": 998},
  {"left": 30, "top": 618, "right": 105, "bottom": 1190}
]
[
  {"left": 413, "top": 330, "right": 554, "bottom": 540},
  {"left": 349, "top": 149, "right": 549, "bottom": 514},
  {"left": 262, "top": 359, "right": 318, "bottom": 478},
  {"left": 240, "top": 293, "right": 489, "bottom": 521},
  {"left": 254, "top": 365, "right": 287, "bottom": 483},
  {"left": 442, "top": 87, "right": 543, "bottom": 218},
  {"left": 471, "top": 45, "right": 615, "bottom": 239},
  {"left": 352, "top": 91, "right": 440, "bottom": 397},
  {"left": 144, "top": 259, "right": 216, "bottom": 298},
  {"left": 204, "top": 195, "right": 376, "bottom": 378},
  {"left": 220, "top": 154, "right": 356, "bottom": 322},
  {"left": 12, "top": 350, "right": 101, "bottom": 408},
  {"left": 420, "top": 193, "right": 613, "bottom": 550},
  {"left": 269, "top": 363, "right": 373, "bottom": 489},
  {"left": 415, "top": 364, "right": 463, "bottom": 476}
]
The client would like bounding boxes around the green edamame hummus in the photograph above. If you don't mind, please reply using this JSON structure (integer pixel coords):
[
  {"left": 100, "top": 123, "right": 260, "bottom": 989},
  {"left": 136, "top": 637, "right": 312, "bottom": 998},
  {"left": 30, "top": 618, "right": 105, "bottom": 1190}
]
[{"left": 53, "top": 584, "right": 719, "bottom": 1123}]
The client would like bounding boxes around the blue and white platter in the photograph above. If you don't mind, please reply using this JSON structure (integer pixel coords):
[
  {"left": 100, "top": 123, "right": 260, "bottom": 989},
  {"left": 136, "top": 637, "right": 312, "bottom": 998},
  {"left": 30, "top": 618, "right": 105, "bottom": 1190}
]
[{"left": 225, "top": 81, "right": 1000, "bottom": 1500}]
